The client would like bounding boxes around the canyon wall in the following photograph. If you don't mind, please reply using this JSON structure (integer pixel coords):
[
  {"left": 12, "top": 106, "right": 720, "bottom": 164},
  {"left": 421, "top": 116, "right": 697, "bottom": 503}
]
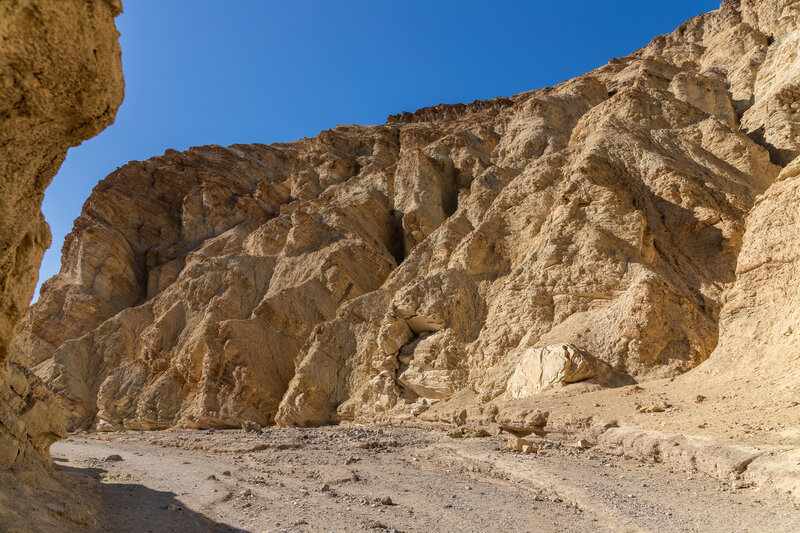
[
  {"left": 0, "top": 0, "right": 124, "bottom": 464},
  {"left": 16, "top": 0, "right": 799, "bottom": 433}
]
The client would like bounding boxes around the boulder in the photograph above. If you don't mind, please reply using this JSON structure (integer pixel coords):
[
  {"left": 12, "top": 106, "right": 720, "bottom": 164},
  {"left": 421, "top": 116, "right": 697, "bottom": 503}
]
[{"left": 506, "top": 344, "right": 615, "bottom": 398}]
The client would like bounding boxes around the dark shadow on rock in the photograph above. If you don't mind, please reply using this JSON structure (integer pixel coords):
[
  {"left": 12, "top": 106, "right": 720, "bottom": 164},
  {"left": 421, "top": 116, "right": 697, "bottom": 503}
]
[
  {"left": 746, "top": 125, "right": 794, "bottom": 167},
  {"left": 54, "top": 461, "right": 249, "bottom": 533}
]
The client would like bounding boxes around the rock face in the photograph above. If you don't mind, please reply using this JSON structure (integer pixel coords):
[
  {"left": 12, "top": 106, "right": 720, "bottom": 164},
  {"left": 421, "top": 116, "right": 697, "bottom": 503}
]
[
  {"left": 16, "top": 0, "right": 800, "bottom": 432},
  {"left": 683, "top": 156, "right": 800, "bottom": 414},
  {"left": 0, "top": 1, "right": 124, "bottom": 463}
]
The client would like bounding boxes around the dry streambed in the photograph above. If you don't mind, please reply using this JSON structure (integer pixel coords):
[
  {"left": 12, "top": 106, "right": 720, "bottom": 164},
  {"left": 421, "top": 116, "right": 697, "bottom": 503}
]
[{"left": 47, "top": 426, "right": 800, "bottom": 532}]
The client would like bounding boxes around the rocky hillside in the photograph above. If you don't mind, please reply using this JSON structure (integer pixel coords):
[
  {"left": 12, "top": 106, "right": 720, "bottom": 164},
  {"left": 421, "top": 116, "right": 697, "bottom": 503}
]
[
  {"left": 1, "top": 0, "right": 124, "bottom": 465},
  {"left": 16, "top": 0, "right": 799, "bottom": 436}
]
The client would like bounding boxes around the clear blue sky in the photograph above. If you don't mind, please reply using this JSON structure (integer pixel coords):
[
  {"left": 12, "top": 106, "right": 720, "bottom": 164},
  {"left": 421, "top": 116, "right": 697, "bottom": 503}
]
[{"left": 37, "top": 0, "right": 721, "bottom": 299}]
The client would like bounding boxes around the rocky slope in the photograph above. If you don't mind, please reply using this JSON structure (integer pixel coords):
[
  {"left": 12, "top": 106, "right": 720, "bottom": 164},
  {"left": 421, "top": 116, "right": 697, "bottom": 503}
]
[{"left": 16, "top": 0, "right": 799, "bottom": 441}]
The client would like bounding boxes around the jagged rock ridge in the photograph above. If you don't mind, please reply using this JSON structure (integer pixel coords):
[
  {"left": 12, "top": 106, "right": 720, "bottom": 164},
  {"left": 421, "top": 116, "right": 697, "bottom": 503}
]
[{"left": 16, "top": 0, "right": 799, "bottom": 432}]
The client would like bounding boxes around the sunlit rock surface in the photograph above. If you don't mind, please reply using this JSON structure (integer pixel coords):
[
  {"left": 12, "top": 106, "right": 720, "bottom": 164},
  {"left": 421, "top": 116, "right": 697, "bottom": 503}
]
[
  {"left": 1, "top": 0, "right": 124, "bottom": 466},
  {"left": 16, "top": 0, "right": 800, "bottom": 433}
]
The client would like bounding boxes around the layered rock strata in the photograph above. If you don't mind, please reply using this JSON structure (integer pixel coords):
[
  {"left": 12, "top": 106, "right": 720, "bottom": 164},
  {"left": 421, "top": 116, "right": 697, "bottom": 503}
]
[
  {"left": 1, "top": 0, "right": 124, "bottom": 464},
  {"left": 17, "top": 0, "right": 799, "bottom": 433}
]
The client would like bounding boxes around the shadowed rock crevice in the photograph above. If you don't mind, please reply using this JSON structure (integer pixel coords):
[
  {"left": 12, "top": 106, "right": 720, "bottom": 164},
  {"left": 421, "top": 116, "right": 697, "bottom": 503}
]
[
  {"left": 745, "top": 125, "right": 795, "bottom": 167},
  {"left": 386, "top": 209, "right": 407, "bottom": 266}
]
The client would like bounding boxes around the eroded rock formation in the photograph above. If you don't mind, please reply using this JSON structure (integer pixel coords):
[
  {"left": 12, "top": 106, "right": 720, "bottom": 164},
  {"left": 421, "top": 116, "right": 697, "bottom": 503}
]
[
  {"left": 1, "top": 0, "right": 124, "bottom": 464},
  {"left": 16, "top": 0, "right": 800, "bottom": 434}
]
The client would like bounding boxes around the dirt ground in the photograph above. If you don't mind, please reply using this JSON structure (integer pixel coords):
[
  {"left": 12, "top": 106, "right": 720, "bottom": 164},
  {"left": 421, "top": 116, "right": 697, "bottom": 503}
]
[{"left": 45, "top": 426, "right": 800, "bottom": 533}]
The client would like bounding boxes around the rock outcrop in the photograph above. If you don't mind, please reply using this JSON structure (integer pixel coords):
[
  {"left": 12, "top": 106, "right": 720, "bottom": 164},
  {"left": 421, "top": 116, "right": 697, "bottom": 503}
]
[
  {"left": 681, "top": 155, "right": 800, "bottom": 421},
  {"left": 16, "top": 0, "right": 799, "bottom": 434},
  {"left": 1, "top": 0, "right": 124, "bottom": 464},
  {"left": 0, "top": 1, "right": 123, "bottom": 530}
]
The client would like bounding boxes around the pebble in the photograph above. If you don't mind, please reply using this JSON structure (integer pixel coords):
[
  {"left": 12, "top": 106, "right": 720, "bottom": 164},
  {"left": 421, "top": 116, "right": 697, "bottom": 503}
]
[{"left": 46, "top": 503, "right": 65, "bottom": 516}]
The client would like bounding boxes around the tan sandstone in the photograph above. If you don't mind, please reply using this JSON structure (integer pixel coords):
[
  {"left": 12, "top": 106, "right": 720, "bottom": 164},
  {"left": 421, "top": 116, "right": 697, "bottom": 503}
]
[
  {"left": 15, "top": 2, "right": 800, "bottom": 455},
  {"left": 0, "top": 0, "right": 124, "bottom": 530}
]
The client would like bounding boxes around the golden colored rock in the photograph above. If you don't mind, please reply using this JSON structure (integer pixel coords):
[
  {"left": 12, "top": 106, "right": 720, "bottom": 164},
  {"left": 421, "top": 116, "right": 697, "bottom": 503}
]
[
  {"left": 0, "top": 0, "right": 124, "bottom": 465},
  {"left": 0, "top": 0, "right": 124, "bottom": 529},
  {"left": 14, "top": 0, "right": 800, "bottom": 435}
]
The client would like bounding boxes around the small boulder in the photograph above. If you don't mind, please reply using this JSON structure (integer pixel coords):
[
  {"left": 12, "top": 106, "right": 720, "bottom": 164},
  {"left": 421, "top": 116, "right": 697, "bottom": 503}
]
[
  {"left": 464, "top": 427, "right": 490, "bottom": 438},
  {"left": 507, "top": 437, "right": 538, "bottom": 454},
  {"left": 496, "top": 408, "right": 549, "bottom": 434},
  {"left": 484, "top": 422, "right": 502, "bottom": 436},
  {"left": 638, "top": 401, "right": 671, "bottom": 413},
  {"left": 241, "top": 421, "right": 261, "bottom": 432},
  {"left": 448, "top": 428, "right": 464, "bottom": 439}
]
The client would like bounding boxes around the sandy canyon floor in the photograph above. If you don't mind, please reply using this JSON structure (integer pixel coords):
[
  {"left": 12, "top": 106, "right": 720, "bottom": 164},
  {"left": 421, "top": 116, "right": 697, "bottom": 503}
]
[{"left": 48, "top": 426, "right": 800, "bottom": 533}]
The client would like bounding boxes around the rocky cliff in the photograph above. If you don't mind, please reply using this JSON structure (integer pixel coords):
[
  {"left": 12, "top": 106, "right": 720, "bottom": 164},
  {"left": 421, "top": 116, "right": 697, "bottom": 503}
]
[
  {"left": 0, "top": 1, "right": 124, "bottom": 530},
  {"left": 1, "top": 0, "right": 124, "bottom": 465},
  {"left": 16, "top": 0, "right": 799, "bottom": 436}
]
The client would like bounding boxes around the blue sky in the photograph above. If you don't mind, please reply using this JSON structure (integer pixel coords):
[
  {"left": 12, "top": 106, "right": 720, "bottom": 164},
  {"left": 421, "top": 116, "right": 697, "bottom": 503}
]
[{"left": 37, "top": 0, "right": 721, "bottom": 299}]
